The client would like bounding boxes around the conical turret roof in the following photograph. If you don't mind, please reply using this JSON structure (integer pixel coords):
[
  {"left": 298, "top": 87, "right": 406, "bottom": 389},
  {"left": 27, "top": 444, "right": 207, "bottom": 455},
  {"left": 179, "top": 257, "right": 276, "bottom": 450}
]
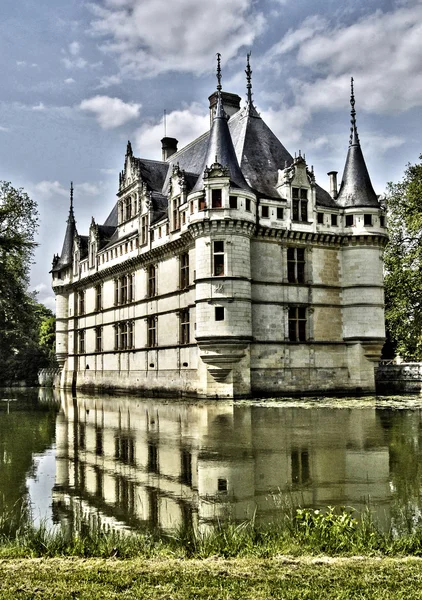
[
  {"left": 192, "top": 56, "right": 250, "bottom": 193},
  {"left": 336, "top": 79, "right": 379, "bottom": 208},
  {"left": 52, "top": 183, "right": 76, "bottom": 272}
]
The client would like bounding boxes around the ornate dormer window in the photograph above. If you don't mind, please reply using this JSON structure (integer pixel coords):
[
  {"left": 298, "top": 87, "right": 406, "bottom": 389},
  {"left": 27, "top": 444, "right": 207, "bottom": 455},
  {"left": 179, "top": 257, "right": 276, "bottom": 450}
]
[{"left": 292, "top": 187, "right": 308, "bottom": 222}]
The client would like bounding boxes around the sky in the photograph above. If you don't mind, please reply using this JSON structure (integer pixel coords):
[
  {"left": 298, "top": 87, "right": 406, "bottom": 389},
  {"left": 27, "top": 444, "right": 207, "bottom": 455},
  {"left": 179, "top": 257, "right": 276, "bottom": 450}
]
[{"left": 1, "top": 0, "right": 421, "bottom": 311}]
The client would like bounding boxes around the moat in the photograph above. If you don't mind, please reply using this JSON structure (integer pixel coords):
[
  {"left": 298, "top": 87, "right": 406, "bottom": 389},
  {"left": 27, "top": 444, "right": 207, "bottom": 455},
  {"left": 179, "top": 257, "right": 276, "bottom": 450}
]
[{"left": 2, "top": 387, "right": 422, "bottom": 535}]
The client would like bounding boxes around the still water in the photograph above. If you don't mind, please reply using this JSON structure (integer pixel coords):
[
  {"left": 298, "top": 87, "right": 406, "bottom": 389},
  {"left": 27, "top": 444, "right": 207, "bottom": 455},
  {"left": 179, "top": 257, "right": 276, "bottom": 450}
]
[{"left": 2, "top": 387, "right": 422, "bottom": 534}]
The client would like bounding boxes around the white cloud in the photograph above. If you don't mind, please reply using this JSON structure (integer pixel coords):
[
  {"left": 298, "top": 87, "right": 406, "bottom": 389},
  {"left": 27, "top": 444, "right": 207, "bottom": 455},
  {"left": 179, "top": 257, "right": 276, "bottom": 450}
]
[
  {"left": 33, "top": 181, "right": 68, "bottom": 200},
  {"left": 75, "top": 182, "right": 103, "bottom": 196},
  {"left": 0, "top": 126, "right": 9, "bottom": 132},
  {"left": 79, "top": 95, "right": 141, "bottom": 129},
  {"left": 89, "top": 0, "right": 265, "bottom": 78},
  {"left": 134, "top": 103, "right": 209, "bottom": 159},
  {"left": 32, "top": 102, "right": 46, "bottom": 111},
  {"left": 65, "top": 77, "right": 76, "bottom": 84},
  {"left": 16, "top": 60, "right": 26, "bottom": 67},
  {"left": 96, "top": 73, "right": 122, "bottom": 88},
  {"left": 62, "top": 56, "right": 88, "bottom": 69},
  {"left": 69, "top": 41, "right": 81, "bottom": 56},
  {"left": 267, "top": 3, "right": 422, "bottom": 114}
]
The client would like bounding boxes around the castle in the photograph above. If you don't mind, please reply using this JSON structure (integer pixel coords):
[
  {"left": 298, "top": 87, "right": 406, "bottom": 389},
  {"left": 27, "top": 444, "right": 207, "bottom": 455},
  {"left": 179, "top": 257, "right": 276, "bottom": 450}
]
[{"left": 51, "top": 57, "right": 387, "bottom": 398}]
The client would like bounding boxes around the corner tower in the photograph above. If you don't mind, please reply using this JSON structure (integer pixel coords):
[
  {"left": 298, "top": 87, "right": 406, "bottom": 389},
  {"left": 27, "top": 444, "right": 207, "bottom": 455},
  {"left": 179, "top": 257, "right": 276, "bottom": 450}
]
[
  {"left": 338, "top": 79, "right": 388, "bottom": 391},
  {"left": 189, "top": 56, "right": 256, "bottom": 397}
]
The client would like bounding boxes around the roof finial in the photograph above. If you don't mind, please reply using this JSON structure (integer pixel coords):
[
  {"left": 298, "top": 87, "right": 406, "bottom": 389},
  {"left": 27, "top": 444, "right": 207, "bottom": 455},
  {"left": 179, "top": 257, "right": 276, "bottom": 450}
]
[
  {"left": 349, "top": 77, "right": 360, "bottom": 146},
  {"left": 216, "top": 53, "right": 222, "bottom": 93},
  {"left": 70, "top": 181, "right": 74, "bottom": 211},
  {"left": 246, "top": 52, "right": 253, "bottom": 104}
]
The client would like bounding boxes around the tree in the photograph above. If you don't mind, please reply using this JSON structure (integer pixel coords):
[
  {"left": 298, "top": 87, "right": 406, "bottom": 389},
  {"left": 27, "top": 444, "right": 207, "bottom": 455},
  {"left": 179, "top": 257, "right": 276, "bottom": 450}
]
[
  {"left": 383, "top": 156, "right": 422, "bottom": 360},
  {"left": 0, "top": 181, "right": 56, "bottom": 385}
]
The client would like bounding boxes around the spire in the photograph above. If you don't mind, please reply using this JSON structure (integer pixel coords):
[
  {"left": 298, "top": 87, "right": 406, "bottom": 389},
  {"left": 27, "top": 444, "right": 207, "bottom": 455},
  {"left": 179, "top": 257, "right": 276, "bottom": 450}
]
[
  {"left": 336, "top": 78, "right": 379, "bottom": 208},
  {"left": 52, "top": 182, "right": 77, "bottom": 272},
  {"left": 126, "top": 140, "right": 133, "bottom": 157},
  {"left": 349, "top": 77, "right": 360, "bottom": 146},
  {"left": 246, "top": 52, "right": 253, "bottom": 105},
  {"left": 192, "top": 55, "right": 250, "bottom": 192}
]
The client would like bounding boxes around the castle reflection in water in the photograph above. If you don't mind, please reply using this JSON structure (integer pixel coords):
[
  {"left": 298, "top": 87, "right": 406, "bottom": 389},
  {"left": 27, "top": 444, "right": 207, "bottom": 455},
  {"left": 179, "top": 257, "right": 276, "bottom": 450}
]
[{"left": 49, "top": 390, "right": 404, "bottom": 535}]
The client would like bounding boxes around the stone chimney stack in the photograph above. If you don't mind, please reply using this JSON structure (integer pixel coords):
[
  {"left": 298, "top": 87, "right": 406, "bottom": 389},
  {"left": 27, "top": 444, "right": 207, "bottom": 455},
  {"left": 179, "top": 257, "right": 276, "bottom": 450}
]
[
  {"left": 208, "top": 91, "right": 241, "bottom": 125},
  {"left": 327, "top": 171, "right": 338, "bottom": 198},
  {"left": 161, "top": 137, "right": 178, "bottom": 161}
]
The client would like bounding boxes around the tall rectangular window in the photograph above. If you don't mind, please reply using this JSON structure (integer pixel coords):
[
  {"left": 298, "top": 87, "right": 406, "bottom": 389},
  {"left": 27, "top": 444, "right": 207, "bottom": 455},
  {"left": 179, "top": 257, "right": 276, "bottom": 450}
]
[
  {"left": 331, "top": 214, "right": 338, "bottom": 226},
  {"left": 199, "top": 195, "right": 206, "bottom": 211},
  {"left": 215, "top": 306, "right": 225, "bottom": 321},
  {"left": 291, "top": 449, "right": 310, "bottom": 485},
  {"left": 147, "top": 316, "right": 157, "bottom": 347},
  {"left": 211, "top": 188, "right": 222, "bottom": 208},
  {"left": 180, "top": 449, "right": 192, "bottom": 486},
  {"left": 128, "top": 321, "right": 134, "bottom": 349},
  {"left": 114, "top": 325, "right": 119, "bottom": 350},
  {"left": 141, "top": 215, "right": 148, "bottom": 245},
  {"left": 213, "top": 241, "right": 224, "bottom": 276},
  {"left": 292, "top": 188, "right": 308, "bottom": 222},
  {"left": 125, "top": 196, "right": 132, "bottom": 221},
  {"left": 288, "top": 307, "right": 307, "bottom": 342},
  {"left": 78, "top": 329, "right": 85, "bottom": 354},
  {"left": 128, "top": 273, "right": 134, "bottom": 302},
  {"left": 120, "top": 322, "right": 127, "bottom": 350},
  {"left": 180, "top": 309, "right": 190, "bottom": 345},
  {"left": 346, "top": 215, "right": 354, "bottom": 227},
  {"left": 147, "top": 441, "right": 159, "bottom": 474},
  {"left": 262, "top": 205, "right": 269, "bottom": 218},
  {"left": 180, "top": 253, "right": 189, "bottom": 289},
  {"left": 287, "top": 247, "right": 305, "bottom": 283},
  {"left": 95, "top": 326, "right": 102, "bottom": 352},
  {"left": 172, "top": 197, "right": 180, "bottom": 230},
  {"left": 78, "top": 291, "right": 85, "bottom": 315},
  {"left": 148, "top": 265, "right": 156, "bottom": 297},
  {"left": 114, "top": 279, "right": 119, "bottom": 306},
  {"left": 120, "top": 275, "right": 128, "bottom": 304},
  {"left": 277, "top": 207, "right": 284, "bottom": 220},
  {"left": 317, "top": 212, "right": 324, "bottom": 224},
  {"left": 95, "top": 284, "right": 102, "bottom": 312},
  {"left": 364, "top": 214, "right": 373, "bottom": 226}
]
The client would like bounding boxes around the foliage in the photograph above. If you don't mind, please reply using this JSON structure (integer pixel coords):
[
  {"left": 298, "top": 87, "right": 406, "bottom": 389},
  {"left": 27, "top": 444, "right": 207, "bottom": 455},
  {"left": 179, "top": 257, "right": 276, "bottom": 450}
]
[
  {"left": 0, "top": 181, "right": 56, "bottom": 385},
  {"left": 384, "top": 157, "right": 422, "bottom": 360}
]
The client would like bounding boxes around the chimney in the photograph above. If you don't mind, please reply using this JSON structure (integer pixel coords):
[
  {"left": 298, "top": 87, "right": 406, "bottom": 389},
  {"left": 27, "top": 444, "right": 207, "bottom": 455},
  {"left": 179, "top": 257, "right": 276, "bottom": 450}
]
[
  {"left": 327, "top": 171, "right": 338, "bottom": 198},
  {"left": 161, "top": 137, "right": 178, "bottom": 161},
  {"left": 208, "top": 91, "right": 241, "bottom": 126}
]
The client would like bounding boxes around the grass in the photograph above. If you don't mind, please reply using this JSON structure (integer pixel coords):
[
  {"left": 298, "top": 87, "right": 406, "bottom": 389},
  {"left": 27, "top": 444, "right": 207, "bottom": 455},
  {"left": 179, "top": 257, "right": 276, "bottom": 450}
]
[
  {"left": 3, "top": 508, "right": 422, "bottom": 598},
  {"left": 3, "top": 505, "right": 422, "bottom": 559}
]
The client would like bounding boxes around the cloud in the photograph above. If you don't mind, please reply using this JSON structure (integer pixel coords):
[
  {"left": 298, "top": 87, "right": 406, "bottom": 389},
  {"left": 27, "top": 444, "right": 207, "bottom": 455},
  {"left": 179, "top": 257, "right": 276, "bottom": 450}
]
[
  {"left": 32, "top": 102, "right": 46, "bottom": 111},
  {"left": 74, "top": 182, "right": 103, "bottom": 196},
  {"left": 267, "top": 3, "right": 422, "bottom": 114},
  {"left": 33, "top": 181, "right": 68, "bottom": 200},
  {"left": 64, "top": 77, "right": 76, "bottom": 84},
  {"left": 79, "top": 95, "right": 141, "bottom": 128},
  {"left": 0, "top": 126, "right": 9, "bottom": 132},
  {"left": 69, "top": 41, "right": 81, "bottom": 56},
  {"left": 89, "top": 0, "right": 265, "bottom": 78},
  {"left": 96, "top": 73, "right": 122, "bottom": 88},
  {"left": 134, "top": 103, "right": 209, "bottom": 159},
  {"left": 62, "top": 56, "right": 88, "bottom": 69}
]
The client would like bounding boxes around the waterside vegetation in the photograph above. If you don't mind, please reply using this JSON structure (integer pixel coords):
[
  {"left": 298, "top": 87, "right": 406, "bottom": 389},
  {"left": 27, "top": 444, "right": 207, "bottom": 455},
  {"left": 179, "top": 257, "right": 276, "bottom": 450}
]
[{"left": 3, "top": 506, "right": 422, "bottom": 560}]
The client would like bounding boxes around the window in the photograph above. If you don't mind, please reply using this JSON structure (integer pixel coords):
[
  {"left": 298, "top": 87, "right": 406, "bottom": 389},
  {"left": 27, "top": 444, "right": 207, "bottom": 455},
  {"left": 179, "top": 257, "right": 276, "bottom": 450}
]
[
  {"left": 277, "top": 207, "right": 284, "bottom": 220},
  {"left": 114, "top": 324, "right": 119, "bottom": 350},
  {"left": 180, "top": 309, "right": 190, "bottom": 345},
  {"left": 95, "top": 428, "right": 103, "bottom": 456},
  {"left": 147, "top": 441, "right": 159, "bottom": 474},
  {"left": 213, "top": 241, "right": 224, "bottom": 276},
  {"left": 150, "top": 229, "right": 155, "bottom": 242},
  {"left": 229, "top": 195, "right": 237, "bottom": 209},
  {"left": 114, "top": 279, "right": 119, "bottom": 306},
  {"left": 78, "top": 329, "right": 85, "bottom": 354},
  {"left": 141, "top": 215, "right": 148, "bottom": 245},
  {"left": 115, "top": 435, "right": 135, "bottom": 466},
  {"left": 120, "top": 322, "right": 128, "bottom": 350},
  {"left": 245, "top": 198, "right": 251, "bottom": 212},
  {"left": 317, "top": 212, "right": 324, "bottom": 224},
  {"left": 331, "top": 214, "right": 338, "bottom": 226},
  {"left": 120, "top": 275, "right": 128, "bottom": 304},
  {"left": 291, "top": 449, "right": 310, "bottom": 485},
  {"left": 217, "top": 478, "right": 228, "bottom": 493},
  {"left": 346, "top": 214, "right": 354, "bottom": 227},
  {"left": 95, "top": 326, "right": 102, "bottom": 352},
  {"left": 199, "top": 195, "right": 206, "bottom": 211},
  {"left": 288, "top": 307, "right": 307, "bottom": 342},
  {"left": 172, "top": 197, "right": 180, "bottom": 230},
  {"left": 95, "top": 285, "right": 102, "bottom": 312},
  {"left": 125, "top": 196, "right": 132, "bottom": 221},
  {"left": 181, "top": 449, "right": 192, "bottom": 486},
  {"left": 89, "top": 243, "right": 95, "bottom": 268},
  {"left": 181, "top": 211, "right": 186, "bottom": 225},
  {"left": 211, "top": 188, "right": 222, "bottom": 208},
  {"left": 180, "top": 253, "right": 189, "bottom": 289},
  {"left": 128, "top": 321, "right": 134, "bottom": 348},
  {"left": 147, "top": 316, "right": 157, "bottom": 347},
  {"left": 128, "top": 273, "right": 134, "bottom": 302},
  {"left": 364, "top": 214, "right": 373, "bottom": 226},
  {"left": 190, "top": 200, "right": 194, "bottom": 214},
  {"left": 380, "top": 215, "right": 385, "bottom": 227},
  {"left": 78, "top": 291, "right": 85, "bottom": 315},
  {"left": 262, "top": 205, "right": 269, "bottom": 218},
  {"left": 148, "top": 265, "right": 156, "bottom": 297},
  {"left": 215, "top": 306, "right": 225, "bottom": 321},
  {"left": 287, "top": 247, "right": 305, "bottom": 284},
  {"left": 292, "top": 187, "right": 308, "bottom": 221}
]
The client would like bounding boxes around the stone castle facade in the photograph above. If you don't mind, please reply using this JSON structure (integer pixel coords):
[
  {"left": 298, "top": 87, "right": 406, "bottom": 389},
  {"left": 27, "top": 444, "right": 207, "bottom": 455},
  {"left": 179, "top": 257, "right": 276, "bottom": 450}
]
[{"left": 51, "top": 59, "right": 387, "bottom": 398}]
